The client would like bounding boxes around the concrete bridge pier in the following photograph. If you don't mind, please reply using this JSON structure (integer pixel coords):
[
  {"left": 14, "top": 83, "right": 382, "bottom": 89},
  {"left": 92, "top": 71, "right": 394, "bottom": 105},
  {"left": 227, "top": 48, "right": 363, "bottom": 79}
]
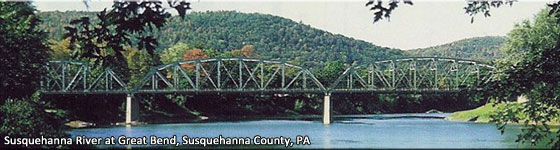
[
  {"left": 323, "top": 92, "right": 332, "bottom": 125},
  {"left": 125, "top": 94, "right": 139, "bottom": 125}
]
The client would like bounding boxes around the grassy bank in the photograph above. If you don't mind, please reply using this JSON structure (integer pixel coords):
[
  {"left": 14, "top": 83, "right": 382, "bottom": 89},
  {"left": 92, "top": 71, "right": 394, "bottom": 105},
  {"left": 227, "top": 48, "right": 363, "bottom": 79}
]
[
  {"left": 446, "top": 103, "right": 502, "bottom": 123},
  {"left": 446, "top": 102, "right": 560, "bottom": 125}
]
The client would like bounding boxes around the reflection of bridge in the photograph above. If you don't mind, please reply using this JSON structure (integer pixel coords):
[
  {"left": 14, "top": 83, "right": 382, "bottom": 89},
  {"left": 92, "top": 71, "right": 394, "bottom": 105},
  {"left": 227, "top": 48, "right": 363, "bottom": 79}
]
[{"left": 41, "top": 57, "right": 495, "bottom": 124}]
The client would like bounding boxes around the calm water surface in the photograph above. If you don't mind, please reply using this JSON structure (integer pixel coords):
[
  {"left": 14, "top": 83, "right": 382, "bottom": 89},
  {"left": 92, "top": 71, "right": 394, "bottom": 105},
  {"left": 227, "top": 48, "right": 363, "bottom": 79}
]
[{"left": 68, "top": 113, "right": 546, "bottom": 149}]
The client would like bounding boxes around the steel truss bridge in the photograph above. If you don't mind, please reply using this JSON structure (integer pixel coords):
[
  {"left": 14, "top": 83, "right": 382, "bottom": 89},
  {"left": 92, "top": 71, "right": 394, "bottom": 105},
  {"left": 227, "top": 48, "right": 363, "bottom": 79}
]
[
  {"left": 42, "top": 57, "right": 494, "bottom": 94},
  {"left": 41, "top": 57, "right": 495, "bottom": 124}
]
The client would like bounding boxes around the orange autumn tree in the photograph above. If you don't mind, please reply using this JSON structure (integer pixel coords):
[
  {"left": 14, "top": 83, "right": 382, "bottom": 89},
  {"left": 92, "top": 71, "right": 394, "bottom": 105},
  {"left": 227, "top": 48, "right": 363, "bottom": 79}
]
[
  {"left": 241, "top": 45, "right": 258, "bottom": 58},
  {"left": 231, "top": 45, "right": 259, "bottom": 58},
  {"left": 182, "top": 48, "right": 208, "bottom": 70}
]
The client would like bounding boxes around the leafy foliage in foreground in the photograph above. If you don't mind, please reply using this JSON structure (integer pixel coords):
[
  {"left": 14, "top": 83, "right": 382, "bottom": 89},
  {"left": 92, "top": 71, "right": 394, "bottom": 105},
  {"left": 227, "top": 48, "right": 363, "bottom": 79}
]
[
  {"left": 0, "top": 93, "right": 68, "bottom": 148},
  {"left": 62, "top": 1, "right": 191, "bottom": 67},
  {"left": 365, "top": 0, "right": 515, "bottom": 24},
  {"left": 365, "top": 0, "right": 413, "bottom": 23},
  {"left": 0, "top": 93, "right": 66, "bottom": 137},
  {"left": 487, "top": 9, "right": 560, "bottom": 147},
  {"left": 0, "top": 3, "right": 73, "bottom": 148},
  {"left": 0, "top": 2, "right": 49, "bottom": 102}
]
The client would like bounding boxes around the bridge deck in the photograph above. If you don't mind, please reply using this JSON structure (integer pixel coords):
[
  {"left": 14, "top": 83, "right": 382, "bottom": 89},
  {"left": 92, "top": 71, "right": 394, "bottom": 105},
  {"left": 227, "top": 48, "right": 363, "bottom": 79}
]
[{"left": 41, "top": 88, "right": 480, "bottom": 95}]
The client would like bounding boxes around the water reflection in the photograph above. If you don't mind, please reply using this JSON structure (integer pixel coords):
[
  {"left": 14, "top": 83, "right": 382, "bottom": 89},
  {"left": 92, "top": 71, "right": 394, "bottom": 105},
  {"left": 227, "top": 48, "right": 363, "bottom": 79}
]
[{"left": 125, "top": 125, "right": 132, "bottom": 149}]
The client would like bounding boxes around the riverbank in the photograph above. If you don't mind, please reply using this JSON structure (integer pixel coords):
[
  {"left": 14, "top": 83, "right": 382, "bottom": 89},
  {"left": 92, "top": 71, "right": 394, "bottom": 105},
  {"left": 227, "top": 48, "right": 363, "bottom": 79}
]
[
  {"left": 63, "top": 113, "right": 324, "bottom": 128},
  {"left": 65, "top": 112, "right": 448, "bottom": 128}
]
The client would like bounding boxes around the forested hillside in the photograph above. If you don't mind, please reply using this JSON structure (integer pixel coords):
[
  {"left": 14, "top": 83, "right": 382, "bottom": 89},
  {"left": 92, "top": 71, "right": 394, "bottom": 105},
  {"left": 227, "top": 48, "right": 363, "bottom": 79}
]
[
  {"left": 38, "top": 11, "right": 505, "bottom": 65},
  {"left": 407, "top": 36, "right": 505, "bottom": 62},
  {"left": 38, "top": 11, "right": 405, "bottom": 67}
]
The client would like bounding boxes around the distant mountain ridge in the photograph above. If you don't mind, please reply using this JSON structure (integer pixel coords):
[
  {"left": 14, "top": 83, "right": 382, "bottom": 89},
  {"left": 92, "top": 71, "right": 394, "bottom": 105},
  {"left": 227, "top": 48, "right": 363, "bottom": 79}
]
[{"left": 407, "top": 36, "right": 506, "bottom": 62}]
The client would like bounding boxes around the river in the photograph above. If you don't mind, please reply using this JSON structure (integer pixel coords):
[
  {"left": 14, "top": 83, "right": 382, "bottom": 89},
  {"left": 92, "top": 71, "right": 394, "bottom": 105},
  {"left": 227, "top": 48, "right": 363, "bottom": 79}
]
[{"left": 67, "top": 113, "right": 548, "bottom": 149}]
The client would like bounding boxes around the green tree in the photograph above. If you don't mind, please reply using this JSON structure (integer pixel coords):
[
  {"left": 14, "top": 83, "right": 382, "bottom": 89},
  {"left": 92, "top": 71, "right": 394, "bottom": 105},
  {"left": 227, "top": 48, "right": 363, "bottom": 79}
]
[
  {"left": 123, "top": 46, "right": 154, "bottom": 87},
  {"left": 0, "top": 4, "right": 68, "bottom": 148},
  {"left": 0, "top": 2, "right": 49, "bottom": 102},
  {"left": 160, "top": 42, "right": 194, "bottom": 64},
  {"left": 47, "top": 38, "right": 73, "bottom": 60},
  {"left": 316, "top": 61, "right": 346, "bottom": 87},
  {"left": 488, "top": 9, "right": 560, "bottom": 147}
]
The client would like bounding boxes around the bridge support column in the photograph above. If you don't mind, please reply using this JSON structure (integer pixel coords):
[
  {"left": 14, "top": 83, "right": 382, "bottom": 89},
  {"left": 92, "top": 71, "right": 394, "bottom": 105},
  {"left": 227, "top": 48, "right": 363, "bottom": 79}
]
[
  {"left": 323, "top": 93, "right": 332, "bottom": 125},
  {"left": 125, "top": 94, "right": 139, "bottom": 125}
]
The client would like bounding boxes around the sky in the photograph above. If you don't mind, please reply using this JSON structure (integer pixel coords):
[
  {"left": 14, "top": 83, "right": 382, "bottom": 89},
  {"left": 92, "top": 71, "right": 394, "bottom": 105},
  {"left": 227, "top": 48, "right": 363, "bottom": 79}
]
[{"left": 33, "top": 0, "right": 549, "bottom": 50}]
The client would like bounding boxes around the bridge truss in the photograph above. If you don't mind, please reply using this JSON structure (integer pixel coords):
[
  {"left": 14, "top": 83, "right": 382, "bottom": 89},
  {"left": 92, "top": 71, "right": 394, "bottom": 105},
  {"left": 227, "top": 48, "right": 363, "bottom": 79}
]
[
  {"left": 135, "top": 58, "right": 325, "bottom": 93},
  {"left": 329, "top": 57, "right": 495, "bottom": 93},
  {"left": 41, "top": 57, "right": 494, "bottom": 94},
  {"left": 42, "top": 60, "right": 128, "bottom": 94}
]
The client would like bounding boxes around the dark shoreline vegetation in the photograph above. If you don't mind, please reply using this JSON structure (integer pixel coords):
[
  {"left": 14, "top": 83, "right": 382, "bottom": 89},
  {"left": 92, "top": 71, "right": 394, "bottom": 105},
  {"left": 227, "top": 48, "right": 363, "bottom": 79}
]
[{"left": 44, "top": 92, "right": 483, "bottom": 127}]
